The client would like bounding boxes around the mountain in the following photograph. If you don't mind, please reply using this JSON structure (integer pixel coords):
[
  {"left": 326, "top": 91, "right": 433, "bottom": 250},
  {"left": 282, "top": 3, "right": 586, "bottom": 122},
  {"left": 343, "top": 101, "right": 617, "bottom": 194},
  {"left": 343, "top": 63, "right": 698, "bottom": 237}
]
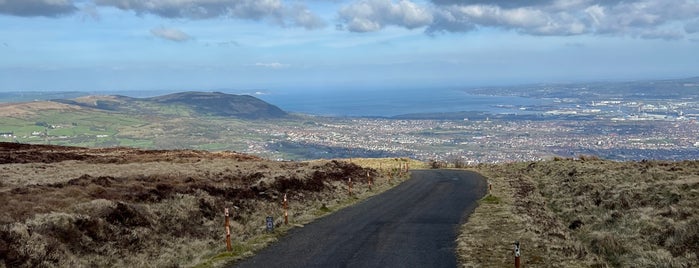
[
  {"left": 146, "top": 92, "right": 287, "bottom": 119},
  {"left": 52, "top": 91, "right": 288, "bottom": 119}
]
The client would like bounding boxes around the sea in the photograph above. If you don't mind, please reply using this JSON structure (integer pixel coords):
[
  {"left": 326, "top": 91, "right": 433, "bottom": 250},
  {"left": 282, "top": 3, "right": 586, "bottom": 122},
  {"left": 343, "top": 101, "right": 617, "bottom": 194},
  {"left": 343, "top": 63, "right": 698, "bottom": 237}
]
[{"left": 255, "top": 88, "right": 548, "bottom": 117}]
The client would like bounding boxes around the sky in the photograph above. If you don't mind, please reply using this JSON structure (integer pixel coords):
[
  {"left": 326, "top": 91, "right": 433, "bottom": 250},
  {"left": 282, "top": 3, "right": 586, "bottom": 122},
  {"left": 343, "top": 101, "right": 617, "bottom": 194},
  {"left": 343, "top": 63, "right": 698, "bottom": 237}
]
[{"left": 1, "top": 0, "right": 699, "bottom": 92}]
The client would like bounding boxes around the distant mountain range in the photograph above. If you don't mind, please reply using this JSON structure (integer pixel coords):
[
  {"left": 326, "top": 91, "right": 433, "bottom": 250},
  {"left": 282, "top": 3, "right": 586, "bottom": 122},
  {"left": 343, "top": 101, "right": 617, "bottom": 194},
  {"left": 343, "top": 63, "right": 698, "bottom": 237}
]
[{"left": 51, "top": 91, "right": 288, "bottom": 120}]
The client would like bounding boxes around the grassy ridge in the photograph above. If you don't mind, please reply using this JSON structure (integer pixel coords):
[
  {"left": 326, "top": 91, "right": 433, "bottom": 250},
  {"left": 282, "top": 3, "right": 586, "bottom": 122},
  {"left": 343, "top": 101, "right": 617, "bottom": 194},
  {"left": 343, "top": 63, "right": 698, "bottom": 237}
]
[{"left": 458, "top": 158, "right": 699, "bottom": 267}]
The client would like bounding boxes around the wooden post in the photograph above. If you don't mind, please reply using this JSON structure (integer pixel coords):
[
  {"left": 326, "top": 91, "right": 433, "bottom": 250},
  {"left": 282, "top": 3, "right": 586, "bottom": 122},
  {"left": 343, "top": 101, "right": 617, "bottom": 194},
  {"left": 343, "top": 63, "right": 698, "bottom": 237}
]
[
  {"left": 225, "top": 208, "right": 232, "bottom": 251},
  {"left": 514, "top": 241, "right": 521, "bottom": 268},
  {"left": 348, "top": 178, "right": 353, "bottom": 196},
  {"left": 367, "top": 170, "right": 372, "bottom": 191},
  {"left": 283, "top": 194, "right": 288, "bottom": 225},
  {"left": 489, "top": 182, "right": 493, "bottom": 193}
]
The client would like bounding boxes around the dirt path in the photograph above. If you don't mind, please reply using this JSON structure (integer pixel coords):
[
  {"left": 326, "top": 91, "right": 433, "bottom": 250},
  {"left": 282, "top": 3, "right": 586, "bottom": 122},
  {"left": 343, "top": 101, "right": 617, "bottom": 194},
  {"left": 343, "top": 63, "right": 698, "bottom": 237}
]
[{"left": 233, "top": 169, "right": 487, "bottom": 268}]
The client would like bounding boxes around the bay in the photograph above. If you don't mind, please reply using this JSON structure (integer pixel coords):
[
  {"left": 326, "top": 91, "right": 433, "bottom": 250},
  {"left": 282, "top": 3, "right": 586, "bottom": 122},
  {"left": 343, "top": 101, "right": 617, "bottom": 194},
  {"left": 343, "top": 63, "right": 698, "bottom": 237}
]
[{"left": 257, "top": 88, "right": 548, "bottom": 117}]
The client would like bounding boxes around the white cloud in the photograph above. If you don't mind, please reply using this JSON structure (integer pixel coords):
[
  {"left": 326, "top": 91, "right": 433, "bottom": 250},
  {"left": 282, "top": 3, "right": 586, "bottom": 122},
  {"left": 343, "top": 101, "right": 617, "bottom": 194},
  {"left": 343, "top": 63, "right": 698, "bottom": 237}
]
[
  {"left": 254, "top": 62, "right": 290, "bottom": 69},
  {"left": 423, "top": 0, "right": 699, "bottom": 39},
  {"left": 338, "top": 0, "right": 433, "bottom": 32},
  {"left": 291, "top": 5, "right": 327, "bottom": 30},
  {"left": 2, "top": 0, "right": 698, "bottom": 40},
  {"left": 94, "top": 0, "right": 326, "bottom": 30},
  {"left": 150, "top": 27, "right": 192, "bottom": 42},
  {"left": 427, "top": 4, "right": 589, "bottom": 35}
]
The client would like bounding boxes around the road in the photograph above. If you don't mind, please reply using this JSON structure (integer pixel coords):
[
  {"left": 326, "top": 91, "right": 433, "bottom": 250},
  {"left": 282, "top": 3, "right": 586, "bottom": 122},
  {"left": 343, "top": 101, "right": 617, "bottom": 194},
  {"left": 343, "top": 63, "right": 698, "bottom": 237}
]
[{"left": 233, "top": 169, "right": 487, "bottom": 268}]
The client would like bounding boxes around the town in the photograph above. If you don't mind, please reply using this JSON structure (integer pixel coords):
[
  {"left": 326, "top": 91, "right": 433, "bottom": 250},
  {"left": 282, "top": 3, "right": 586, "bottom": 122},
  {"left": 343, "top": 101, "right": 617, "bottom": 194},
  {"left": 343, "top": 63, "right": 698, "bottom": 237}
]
[{"left": 251, "top": 114, "right": 699, "bottom": 163}]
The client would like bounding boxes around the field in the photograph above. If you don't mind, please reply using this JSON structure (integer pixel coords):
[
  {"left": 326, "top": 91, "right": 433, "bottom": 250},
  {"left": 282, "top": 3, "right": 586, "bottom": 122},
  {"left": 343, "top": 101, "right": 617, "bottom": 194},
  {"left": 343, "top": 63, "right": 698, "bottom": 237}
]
[
  {"left": 0, "top": 143, "right": 408, "bottom": 267},
  {"left": 457, "top": 158, "right": 699, "bottom": 267}
]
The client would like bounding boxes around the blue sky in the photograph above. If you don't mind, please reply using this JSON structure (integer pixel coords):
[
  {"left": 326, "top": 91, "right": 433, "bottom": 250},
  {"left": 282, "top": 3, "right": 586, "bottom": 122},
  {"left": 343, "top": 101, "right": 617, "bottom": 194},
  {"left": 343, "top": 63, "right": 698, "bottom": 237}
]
[{"left": 1, "top": 0, "right": 699, "bottom": 92}]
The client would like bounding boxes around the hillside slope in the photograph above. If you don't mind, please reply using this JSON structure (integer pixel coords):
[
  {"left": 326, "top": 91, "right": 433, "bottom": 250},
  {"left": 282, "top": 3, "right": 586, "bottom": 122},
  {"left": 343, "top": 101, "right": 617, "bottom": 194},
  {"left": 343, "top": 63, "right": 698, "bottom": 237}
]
[
  {"left": 55, "top": 91, "right": 288, "bottom": 119},
  {"left": 0, "top": 142, "right": 394, "bottom": 267},
  {"left": 458, "top": 158, "right": 699, "bottom": 267},
  {"left": 147, "top": 92, "right": 287, "bottom": 119}
]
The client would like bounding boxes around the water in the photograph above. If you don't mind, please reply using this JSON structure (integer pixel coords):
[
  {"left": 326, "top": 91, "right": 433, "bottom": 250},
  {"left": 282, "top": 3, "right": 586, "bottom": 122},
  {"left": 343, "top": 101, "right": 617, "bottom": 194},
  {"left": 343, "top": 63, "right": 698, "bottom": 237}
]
[{"left": 256, "top": 88, "right": 547, "bottom": 117}]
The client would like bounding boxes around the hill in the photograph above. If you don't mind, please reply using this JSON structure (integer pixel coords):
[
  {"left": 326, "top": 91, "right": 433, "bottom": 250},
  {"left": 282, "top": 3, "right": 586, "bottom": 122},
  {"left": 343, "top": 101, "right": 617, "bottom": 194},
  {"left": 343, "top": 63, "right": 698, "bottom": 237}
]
[
  {"left": 0, "top": 142, "right": 405, "bottom": 267},
  {"left": 146, "top": 92, "right": 287, "bottom": 119},
  {"left": 54, "top": 91, "right": 288, "bottom": 119},
  {"left": 458, "top": 158, "right": 699, "bottom": 267},
  {"left": 0, "top": 92, "right": 293, "bottom": 150}
]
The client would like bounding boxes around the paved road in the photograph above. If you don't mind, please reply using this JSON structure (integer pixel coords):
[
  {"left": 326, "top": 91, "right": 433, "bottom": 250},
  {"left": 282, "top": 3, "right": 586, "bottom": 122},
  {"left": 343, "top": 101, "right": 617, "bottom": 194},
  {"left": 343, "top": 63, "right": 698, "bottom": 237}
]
[{"left": 233, "top": 169, "right": 487, "bottom": 268}]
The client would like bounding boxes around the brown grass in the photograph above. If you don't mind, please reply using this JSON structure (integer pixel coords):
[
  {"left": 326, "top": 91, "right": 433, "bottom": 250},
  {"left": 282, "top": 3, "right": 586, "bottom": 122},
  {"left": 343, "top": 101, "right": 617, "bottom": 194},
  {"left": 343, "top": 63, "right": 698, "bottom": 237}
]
[
  {"left": 458, "top": 159, "right": 699, "bottom": 267},
  {"left": 0, "top": 143, "right": 405, "bottom": 267},
  {"left": 0, "top": 101, "right": 81, "bottom": 117}
]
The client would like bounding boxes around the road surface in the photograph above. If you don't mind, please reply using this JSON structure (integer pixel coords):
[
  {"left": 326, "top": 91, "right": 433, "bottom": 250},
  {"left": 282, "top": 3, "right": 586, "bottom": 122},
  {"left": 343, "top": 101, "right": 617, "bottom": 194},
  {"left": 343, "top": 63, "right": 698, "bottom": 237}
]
[{"left": 233, "top": 169, "right": 487, "bottom": 268}]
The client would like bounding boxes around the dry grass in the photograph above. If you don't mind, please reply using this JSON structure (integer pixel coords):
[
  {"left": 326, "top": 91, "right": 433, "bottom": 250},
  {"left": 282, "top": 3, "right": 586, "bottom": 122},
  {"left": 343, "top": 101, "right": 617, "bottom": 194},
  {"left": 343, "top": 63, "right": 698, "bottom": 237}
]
[
  {"left": 458, "top": 158, "right": 699, "bottom": 267},
  {"left": 0, "top": 143, "right": 407, "bottom": 268},
  {"left": 342, "top": 157, "right": 428, "bottom": 175},
  {"left": 0, "top": 101, "right": 81, "bottom": 117}
]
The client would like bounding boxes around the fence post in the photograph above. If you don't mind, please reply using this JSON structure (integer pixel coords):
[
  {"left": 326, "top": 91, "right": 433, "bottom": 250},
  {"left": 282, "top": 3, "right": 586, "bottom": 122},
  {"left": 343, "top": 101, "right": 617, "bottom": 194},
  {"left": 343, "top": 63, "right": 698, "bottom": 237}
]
[
  {"left": 283, "top": 194, "right": 289, "bottom": 225},
  {"left": 514, "top": 240, "right": 521, "bottom": 268},
  {"left": 348, "top": 178, "right": 353, "bottom": 196},
  {"left": 367, "top": 170, "right": 372, "bottom": 191},
  {"left": 225, "top": 208, "right": 232, "bottom": 251}
]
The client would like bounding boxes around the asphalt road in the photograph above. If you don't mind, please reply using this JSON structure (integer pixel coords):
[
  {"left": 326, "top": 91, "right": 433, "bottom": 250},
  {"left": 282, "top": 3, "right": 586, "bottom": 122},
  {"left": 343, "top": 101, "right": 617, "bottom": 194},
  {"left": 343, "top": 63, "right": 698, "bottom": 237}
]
[{"left": 233, "top": 169, "right": 487, "bottom": 268}]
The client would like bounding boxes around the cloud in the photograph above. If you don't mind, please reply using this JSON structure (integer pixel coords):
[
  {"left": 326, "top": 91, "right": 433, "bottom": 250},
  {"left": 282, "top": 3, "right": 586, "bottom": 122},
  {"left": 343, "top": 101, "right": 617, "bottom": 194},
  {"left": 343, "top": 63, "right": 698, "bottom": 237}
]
[
  {"left": 338, "top": 0, "right": 433, "bottom": 32},
  {"left": 254, "top": 62, "right": 290, "bottom": 69},
  {"left": 213, "top": 41, "right": 241, "bottom": 47},
  {"left": 428, "top": 4, "right": 587, "bottom": 35},
  {"left": 150, "top": 27, "right": 192, "bottom": 42},
  {"left": 685, "top": 20, "right": 699, "bottom": 34},
  {"left": 422, "top": 0, "right": 699, "bottom": 38},
  {"left": 291, "top": 5, "right": 327, "bottom": 29},
  {"left": 93, "top": 0, "right": 325, "bottom": 29},
  {"left": 431, "top": 0, "right": 555, "bottom": 8},
  {"left": 1, "top": 0, "right": 326, "bottom": 29},
  {"left": 0, "top": 0, "right": 77, "bottom": 17},
  {"left": 564, "top": 42, "right": 585, "bottom": 47},
  {"left": 640, "top": 30, "right": 684, "bottom": 41}
]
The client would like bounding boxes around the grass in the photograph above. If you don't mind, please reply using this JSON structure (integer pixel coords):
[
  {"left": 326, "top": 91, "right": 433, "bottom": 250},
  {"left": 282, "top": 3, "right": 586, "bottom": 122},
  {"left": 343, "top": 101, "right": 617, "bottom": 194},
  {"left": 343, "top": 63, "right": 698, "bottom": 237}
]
[
  {"left": 458, "top": 158, "right": 699, "bottom": 267},
  {"left": 480, "top": 194, "right": 500, "bottom": 204},
  {"left": 345, "top": 157, "right": 428, "bottom": 175},
  {"left": 0, "top": 143, "right": 412, "bottom": 268}
]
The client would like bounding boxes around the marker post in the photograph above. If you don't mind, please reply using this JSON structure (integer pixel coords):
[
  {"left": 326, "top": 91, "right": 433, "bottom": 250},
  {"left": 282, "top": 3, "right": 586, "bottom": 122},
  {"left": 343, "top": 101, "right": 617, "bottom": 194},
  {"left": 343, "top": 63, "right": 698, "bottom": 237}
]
[
  {"left": 224, "top": 208, "right": 232, "bottom": 251},
  {"left": 283, "top": 194, "right": 288, "bottom": 225},
  {"left": 514, "top": 240, "right": 521, "bottom": 268},
  {"left": 367, "top": 170, "right": 372, "bottom": 191}
]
